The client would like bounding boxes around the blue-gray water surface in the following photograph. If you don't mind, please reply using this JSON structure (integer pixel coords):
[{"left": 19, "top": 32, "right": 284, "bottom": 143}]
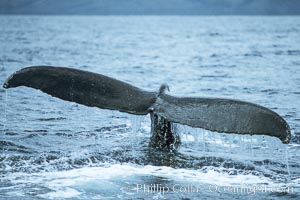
[{"left": 0, "top": 16, "right": 299, "bottom": 199}]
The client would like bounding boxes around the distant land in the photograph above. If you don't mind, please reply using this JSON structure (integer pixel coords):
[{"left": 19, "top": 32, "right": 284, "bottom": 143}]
[{"left": 0, "top": 0, "right": 300, "bottom": 15}]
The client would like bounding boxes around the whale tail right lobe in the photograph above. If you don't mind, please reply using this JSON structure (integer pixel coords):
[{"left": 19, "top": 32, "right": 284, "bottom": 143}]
[{"left": 152, "top": 94, "right": 291, "bottom": 144}]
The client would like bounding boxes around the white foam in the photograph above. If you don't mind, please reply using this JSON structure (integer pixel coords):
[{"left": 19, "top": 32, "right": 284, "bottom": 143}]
[
  {"left": 41, "top": 188, "right": 81, "bottom": 199},
  {"left": 7, "top": 163, "right": 294, "bottom": 199}
]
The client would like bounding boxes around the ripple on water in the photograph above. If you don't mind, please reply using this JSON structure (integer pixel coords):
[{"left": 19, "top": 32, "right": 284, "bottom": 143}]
[{"left": 0, "top": 140, "right": 32, "bottom": 154}]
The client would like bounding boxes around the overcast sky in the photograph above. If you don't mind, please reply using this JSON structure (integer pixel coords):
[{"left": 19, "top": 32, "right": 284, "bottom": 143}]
[{"left": 0, "top": 0, "right": 300, "bottom": 15}]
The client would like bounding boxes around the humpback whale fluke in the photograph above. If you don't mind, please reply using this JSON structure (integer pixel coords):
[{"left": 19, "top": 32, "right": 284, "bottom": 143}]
[
  {"left": 3, "top": 66, "right": 291, "bottom": 146},
  {"left": 3, "top": 66, "right": 157, "bottom": 115}
]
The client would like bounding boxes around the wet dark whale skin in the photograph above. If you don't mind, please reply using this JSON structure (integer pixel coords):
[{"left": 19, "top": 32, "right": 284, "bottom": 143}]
[
  {"left": 3, "top": 66, "right": 157, "bottom": 115},
  {"left": 153, "top": 94, "right": 291, "bottom": 144},
  {"left": 3, "top": 66, "right": 291, "bottom": 144}
]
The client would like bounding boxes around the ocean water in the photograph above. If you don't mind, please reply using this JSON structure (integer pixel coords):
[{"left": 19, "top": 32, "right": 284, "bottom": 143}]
[{"left": 0, "top": 15, "right": 299, "bottom": 199}]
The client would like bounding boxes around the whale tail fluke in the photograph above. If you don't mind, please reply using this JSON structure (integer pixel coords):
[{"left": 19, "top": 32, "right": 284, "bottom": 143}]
[
  {"left": 3, "top": 66, "right": 291, "bottom": 144},
  {"left": 3, "top": 66, "right": 156, "bottom": 115},
  {"left": 152, "top": 94, "right": 291, "bottom": 144}
]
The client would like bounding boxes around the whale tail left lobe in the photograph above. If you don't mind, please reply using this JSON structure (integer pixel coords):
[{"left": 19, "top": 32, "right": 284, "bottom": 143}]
[{"left": 3, "top": 66, "right": 157, "bottom": 115}]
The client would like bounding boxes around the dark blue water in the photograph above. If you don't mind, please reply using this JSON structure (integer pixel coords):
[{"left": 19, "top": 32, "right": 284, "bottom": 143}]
[{"left": 0, "top": 16, "right": 299, "bottom": 199}]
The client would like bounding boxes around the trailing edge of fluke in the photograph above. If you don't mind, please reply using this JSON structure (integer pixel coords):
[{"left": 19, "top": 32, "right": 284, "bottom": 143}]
[{"left": 3, "top": 66, "right": 291, "bottom": 144}]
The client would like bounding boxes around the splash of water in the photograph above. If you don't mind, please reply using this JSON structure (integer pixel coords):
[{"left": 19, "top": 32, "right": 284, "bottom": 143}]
[
  {"left": 1, "top": 89, "right": 8, "bottom": 135},
  {"left": 171, "top": 122, "right": 290, "bottom": 179}
]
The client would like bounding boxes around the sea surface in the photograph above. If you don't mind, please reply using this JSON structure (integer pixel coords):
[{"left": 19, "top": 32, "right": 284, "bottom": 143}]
[{"left": 0, "top": 16, "right": 299, "bottom": 200}]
